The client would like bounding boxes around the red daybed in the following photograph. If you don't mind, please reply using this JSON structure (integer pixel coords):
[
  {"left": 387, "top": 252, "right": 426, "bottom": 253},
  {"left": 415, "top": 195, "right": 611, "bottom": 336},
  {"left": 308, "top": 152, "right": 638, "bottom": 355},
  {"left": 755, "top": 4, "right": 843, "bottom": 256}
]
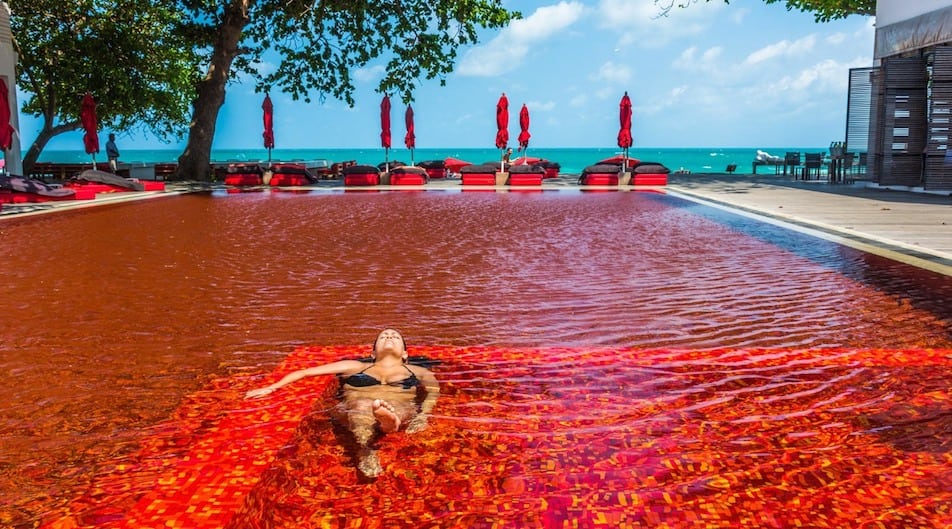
[
  {"left": 343, "top": 165, "right": 381, "bottom": 186},
  {"left": 390, "top": 166, "right": 427, "bottom": 186},
  {"left": 223, "top": 163, "right": 264, "bottom": 186},
  {"left": 578, "top": 164, "right": 619, "bottom": 186},
  {"left": 507, "top": 164, "right": 544, "bottom": 186},
  {"left": 539, "top": 161, "right": 560, "bottom": 179},
  {"left": 460, "top": 164, "right": 498, "bottom": 186},
  {"left": 0, "top": 177, "right": 95, "bottom": 203},
  {"left": 269, "top": 163, "right": 315, "bottom": 186},
  {"left": 630, "top": 162, "right": 670, "bottom": 186},
  {"left": 418, "top": 160, "right": 446, "bottom": 180}
]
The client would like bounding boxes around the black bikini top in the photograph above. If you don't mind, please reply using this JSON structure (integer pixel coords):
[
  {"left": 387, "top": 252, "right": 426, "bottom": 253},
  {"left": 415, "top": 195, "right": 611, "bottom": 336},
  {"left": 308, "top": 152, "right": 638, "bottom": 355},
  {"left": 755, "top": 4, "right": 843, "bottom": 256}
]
[{"left": 343, "top": 364, "right": 420, "bottom": 390}]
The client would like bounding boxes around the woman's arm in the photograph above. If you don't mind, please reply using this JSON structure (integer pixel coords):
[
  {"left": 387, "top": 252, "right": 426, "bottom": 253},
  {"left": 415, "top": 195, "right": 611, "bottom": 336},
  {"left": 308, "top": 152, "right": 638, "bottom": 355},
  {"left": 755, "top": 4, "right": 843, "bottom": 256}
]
[{"left": 245, "top": 360, "right": 363, "bottom": 399}]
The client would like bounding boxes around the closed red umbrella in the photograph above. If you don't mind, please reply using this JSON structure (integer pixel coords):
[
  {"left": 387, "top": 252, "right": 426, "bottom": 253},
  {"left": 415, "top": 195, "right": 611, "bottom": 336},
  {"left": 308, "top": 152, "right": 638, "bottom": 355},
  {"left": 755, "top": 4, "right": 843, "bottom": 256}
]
[
  {"left": 262, "top": 94, "right": 274, "bottom": 165},
  {"left": 517, "top": 104, "right": 531, "bottom": 157},
  {"left": 495, "top": 93, "right": 509, "bottom": 171},
  {"left": 80, "top": 93, "right": 99, "bottom": 168},
  {"left": 381, "top": 94, "right": 392, "bottom": 170},
  {"left": 0, "top": 79, "right": 13, "bottom": 151},
  {"left": 617, "top": 91, "right": 633, "bottom": 167},
  {"left": 404, "top": 105, "right": 415, "bottom": 165}
]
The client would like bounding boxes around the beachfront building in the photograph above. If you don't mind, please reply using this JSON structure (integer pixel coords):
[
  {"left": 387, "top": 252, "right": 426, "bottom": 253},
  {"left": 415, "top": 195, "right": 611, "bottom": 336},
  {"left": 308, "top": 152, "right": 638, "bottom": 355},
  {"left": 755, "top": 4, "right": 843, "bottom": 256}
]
[
  {"left": 0, "top": 1, "right": 22, "bottom": 176},
  {"left": 848, "top": 0, "right": 952, "bottom": 190}
]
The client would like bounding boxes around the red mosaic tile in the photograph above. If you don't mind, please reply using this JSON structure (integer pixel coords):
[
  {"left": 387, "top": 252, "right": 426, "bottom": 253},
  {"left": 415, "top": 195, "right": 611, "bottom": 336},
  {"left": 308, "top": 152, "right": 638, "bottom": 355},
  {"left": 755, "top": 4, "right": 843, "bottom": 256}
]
[{"left": 39, "top": 346, "right": 952, "bottom": 529}]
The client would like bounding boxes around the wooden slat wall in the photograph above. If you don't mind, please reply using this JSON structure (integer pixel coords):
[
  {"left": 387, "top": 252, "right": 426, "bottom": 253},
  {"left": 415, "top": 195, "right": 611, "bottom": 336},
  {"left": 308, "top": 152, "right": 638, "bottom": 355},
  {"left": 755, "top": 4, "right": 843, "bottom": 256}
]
[
  {"left": 846, "top": 67, "right": 875, "bottom": 160},
  {"left": 878, "top": 57, "right": 927, "bottom": 186},
  {"left": 925, "top": 46, "right": 952, "bottom": 190},
  {"left": 868, "top": 69, "right": 883, "bottom": 182}
]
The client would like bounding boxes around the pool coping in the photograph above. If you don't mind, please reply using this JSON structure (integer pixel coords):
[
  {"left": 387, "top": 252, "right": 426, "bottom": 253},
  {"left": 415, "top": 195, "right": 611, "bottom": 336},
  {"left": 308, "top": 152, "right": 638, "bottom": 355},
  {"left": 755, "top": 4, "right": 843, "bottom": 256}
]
[{"left": 665, "top": 186, "right": 952, "bottom": 278}]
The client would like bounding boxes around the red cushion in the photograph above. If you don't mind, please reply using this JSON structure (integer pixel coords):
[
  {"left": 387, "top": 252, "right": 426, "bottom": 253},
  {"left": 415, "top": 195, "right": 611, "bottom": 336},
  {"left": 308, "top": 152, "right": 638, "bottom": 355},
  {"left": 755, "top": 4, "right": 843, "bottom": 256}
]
[
  {"left": 508, "top": 173, "right": 543, "bottom": 186},
  {"left": 424, "top": 168, "right": 446, "bottom": 179},
  {"left": 543, "top": 167, "right": 559, "bottom": 179},
  {"left": 461, "top": 173, "right": 496, "bottom": 186},
  {"left": 344, "top": 173, "right": 380, "bottom": 186},
  {"left": 66, "top": 182, "right": 122, "bottom": 193},
  {"left": 141, "top": 181, "right": 165, "bottom": 192},
  {"left": 580, "top": 173, "right": 618, "bottom": 186},
  {"left": 631, "top": 174, "right": 667, "bottom": 186},
  {"left": 224, "top": 174, "right": 263, "bottom": 186},
  {"left": 269, "top": 174, "right": 309, "bottom": 186},
  {"left": 391, "top": 173, "right": 426, "bottom": 185},
  {"left": 6, "top": 189, "right": 95, "bottom": 202}
]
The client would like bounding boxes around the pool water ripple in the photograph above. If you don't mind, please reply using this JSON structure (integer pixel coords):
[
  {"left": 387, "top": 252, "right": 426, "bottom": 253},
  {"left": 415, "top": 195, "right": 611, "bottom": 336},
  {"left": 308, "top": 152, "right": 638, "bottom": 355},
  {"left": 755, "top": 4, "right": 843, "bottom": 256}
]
[{"left": 1, "top": 191, "right": 951, "bottom": 527}]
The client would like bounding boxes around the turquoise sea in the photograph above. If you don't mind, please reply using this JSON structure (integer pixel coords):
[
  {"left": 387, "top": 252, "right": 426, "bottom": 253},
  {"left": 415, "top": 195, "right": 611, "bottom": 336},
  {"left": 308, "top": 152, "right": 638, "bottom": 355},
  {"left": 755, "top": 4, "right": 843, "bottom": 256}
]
[{"left": 37, "top": 146, "right": 825, "bottom": 175}]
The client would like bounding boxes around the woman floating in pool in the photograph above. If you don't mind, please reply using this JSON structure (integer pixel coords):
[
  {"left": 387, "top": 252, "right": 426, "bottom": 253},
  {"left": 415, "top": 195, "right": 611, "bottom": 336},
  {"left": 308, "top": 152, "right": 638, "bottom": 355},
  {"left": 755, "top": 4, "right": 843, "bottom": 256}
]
[{"left": 245, "top": 329, "right": 439, "bottom": 477}]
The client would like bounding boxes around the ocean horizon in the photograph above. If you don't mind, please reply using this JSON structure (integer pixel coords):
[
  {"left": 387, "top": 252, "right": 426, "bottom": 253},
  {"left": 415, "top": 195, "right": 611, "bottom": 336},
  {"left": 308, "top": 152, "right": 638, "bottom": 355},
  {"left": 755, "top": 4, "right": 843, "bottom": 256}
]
[{"left": 35, "top": 146, "right": 828, "bottom": 175}]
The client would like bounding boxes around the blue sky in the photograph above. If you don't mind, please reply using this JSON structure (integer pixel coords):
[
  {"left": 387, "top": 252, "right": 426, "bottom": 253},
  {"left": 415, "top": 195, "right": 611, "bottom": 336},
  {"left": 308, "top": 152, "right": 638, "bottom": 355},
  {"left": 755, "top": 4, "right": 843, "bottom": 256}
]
[{"left": 21, "top": 0, "right": 874, "bottom": 151}]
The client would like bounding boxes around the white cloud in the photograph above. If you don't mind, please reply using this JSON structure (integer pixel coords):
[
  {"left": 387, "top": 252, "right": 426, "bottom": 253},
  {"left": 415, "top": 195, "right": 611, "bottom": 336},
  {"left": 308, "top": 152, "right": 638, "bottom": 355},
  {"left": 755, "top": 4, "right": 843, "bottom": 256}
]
[
  {"left": 353, "top": 65, "right": 385, "bottom": 83},
  {"left": 526, "top": 100, "right": 556, "bottom": 112},
  {"left": 674, "top": 46, "right": 723, "bottom": 72},
  {"left": 826, "top": 32, "right": 847, "bottom": 46},
  {"left": 593, "top": 61, "right": 631, "bottom": 84},
  {"left": 638, "top": 85, "right": 688, "bottom": 115},
  {"left": 745, "top": 35, "right": 817, "bottom": 65},
  {"left": 597, "top": 0, "right": 724, "bottom": 47},
  {"left": 457, "top": 1, "right": 586, "bottom": 76}
]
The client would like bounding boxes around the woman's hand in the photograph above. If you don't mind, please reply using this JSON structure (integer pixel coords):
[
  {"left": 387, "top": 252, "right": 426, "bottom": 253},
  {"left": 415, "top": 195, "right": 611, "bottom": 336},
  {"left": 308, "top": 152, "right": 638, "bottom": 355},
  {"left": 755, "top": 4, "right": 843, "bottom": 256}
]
[{"left": 245, "top": 386, "right": 276, "bottom": 399}]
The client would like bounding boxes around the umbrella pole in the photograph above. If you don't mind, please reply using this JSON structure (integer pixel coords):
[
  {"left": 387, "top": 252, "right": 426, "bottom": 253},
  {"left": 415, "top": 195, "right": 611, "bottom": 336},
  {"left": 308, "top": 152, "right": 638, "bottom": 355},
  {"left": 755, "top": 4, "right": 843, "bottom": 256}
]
[
  {"left": 385, "top": 148, "right": 389, "bottom": 173},
  {"left": 411, "top": 149, "right": 414, "bottom": 166},
  {"left": 268, "top": 148, "right": 272, "bottom": 168},
  {"left": 92, "top": 154, "right": 96, "bottom": 171}
]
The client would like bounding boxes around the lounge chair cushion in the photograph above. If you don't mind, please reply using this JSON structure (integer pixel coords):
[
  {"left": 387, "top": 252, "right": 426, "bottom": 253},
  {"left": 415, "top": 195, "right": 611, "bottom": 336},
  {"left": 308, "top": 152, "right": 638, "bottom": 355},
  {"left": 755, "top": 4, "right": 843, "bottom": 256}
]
[{"left": 633, "top": 163, "right": 670, "bottom": 174}]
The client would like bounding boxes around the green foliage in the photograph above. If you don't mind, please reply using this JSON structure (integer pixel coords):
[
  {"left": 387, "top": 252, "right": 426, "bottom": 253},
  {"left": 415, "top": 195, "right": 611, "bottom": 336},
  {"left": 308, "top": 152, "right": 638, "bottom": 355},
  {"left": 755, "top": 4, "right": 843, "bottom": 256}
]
[
  {"left": 763, "top": 0, "right": 874, "bottom": 22},
  {"left": 657, "top": 0, "right": 875, "bottom": 22},
  {"left": 10, "top": 0, "right": 202, "bottom": 140},
  {"left": 244, "top": 0, "right": 517, "bottom": 105}
]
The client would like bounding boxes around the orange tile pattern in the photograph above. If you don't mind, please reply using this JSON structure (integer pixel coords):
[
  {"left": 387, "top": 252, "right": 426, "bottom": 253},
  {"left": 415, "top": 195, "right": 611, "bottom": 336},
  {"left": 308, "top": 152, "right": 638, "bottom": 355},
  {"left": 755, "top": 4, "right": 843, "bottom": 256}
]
[{"left": 42, "top": 346, "right": 952, "bottom": 529}]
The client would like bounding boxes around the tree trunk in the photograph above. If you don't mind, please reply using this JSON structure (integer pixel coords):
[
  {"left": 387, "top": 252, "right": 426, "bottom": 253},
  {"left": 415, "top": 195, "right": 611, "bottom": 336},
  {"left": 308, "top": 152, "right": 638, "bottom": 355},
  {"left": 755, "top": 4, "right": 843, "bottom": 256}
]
[
  {"left": 173, "top": 0, "right": 251, "bottom": 181},
  {"left": 22, "top": 121, "right": 81, "bottom": 177}
]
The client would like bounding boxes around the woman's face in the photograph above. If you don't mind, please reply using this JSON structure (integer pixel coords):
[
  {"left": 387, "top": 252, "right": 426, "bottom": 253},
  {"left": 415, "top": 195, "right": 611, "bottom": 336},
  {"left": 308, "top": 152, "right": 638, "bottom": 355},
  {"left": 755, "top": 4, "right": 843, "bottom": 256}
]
[{"left": 374, "top": 329, "right": 406, "bottom": 357}]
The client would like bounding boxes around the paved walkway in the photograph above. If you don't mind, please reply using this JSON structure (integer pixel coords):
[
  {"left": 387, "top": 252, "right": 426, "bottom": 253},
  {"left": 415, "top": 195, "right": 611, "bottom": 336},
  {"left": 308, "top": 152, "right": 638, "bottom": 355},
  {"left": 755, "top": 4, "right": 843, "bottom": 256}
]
[
  {"left": 665, "top": 174, "right": 952, "bottom": 277},
  {"left": 3, "top": 175, "right": 950, "bottom": 276}
]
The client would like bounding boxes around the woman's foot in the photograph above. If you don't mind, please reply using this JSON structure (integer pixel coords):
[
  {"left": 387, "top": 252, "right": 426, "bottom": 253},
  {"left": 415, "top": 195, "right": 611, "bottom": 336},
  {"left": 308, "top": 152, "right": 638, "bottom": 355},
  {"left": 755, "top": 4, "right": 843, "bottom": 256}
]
[
  {"left": 358, "top": 450, "right": 383, "bottom": 478},
  {"left": 372, "top": 399, "right": 401, "bottom": 433}
]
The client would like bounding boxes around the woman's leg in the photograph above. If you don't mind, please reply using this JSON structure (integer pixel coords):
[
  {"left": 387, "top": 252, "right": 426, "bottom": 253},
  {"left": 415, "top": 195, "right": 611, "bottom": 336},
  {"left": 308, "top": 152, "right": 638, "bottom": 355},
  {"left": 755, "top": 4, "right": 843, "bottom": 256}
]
[
  {"left": 338, "top": 395, "right": 417, "bottom": 477},
  {"left": 336, "top": 399, "right": 382, "bottom": 477}
]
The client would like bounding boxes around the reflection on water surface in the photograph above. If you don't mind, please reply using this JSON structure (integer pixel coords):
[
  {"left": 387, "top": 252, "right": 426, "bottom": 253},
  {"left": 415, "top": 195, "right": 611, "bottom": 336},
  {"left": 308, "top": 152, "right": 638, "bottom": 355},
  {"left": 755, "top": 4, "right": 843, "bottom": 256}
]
[{"left": 0, "top": 191, "right": 949, "bottom": 527}]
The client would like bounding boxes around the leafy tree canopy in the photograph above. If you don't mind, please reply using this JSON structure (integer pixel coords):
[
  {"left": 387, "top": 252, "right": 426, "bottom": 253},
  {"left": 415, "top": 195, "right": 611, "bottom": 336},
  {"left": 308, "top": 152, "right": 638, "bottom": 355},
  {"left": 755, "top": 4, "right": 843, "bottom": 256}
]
[
  {"left": 172, "top": 0, "right": 518, "bottom": 179},
  {"left": 10, "top": 0, "right": 203, "bottom": 170},
  {"left": 658, "top": 0, "right": 875, "bottom": 22}
]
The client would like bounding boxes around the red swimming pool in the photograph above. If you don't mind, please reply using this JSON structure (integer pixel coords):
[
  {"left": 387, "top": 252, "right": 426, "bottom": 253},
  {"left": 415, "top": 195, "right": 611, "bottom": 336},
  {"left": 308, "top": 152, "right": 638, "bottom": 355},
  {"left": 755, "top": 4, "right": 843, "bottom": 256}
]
[{"left": 1, "top": 191, "right": 950, "bottom": 528}]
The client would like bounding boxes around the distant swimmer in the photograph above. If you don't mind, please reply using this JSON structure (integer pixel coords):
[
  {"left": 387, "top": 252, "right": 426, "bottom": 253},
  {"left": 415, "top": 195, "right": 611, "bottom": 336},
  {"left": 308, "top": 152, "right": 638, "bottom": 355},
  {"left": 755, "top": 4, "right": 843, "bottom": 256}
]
[{"left": 246, "top": 329, "right": 440, "bottom": 478}]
